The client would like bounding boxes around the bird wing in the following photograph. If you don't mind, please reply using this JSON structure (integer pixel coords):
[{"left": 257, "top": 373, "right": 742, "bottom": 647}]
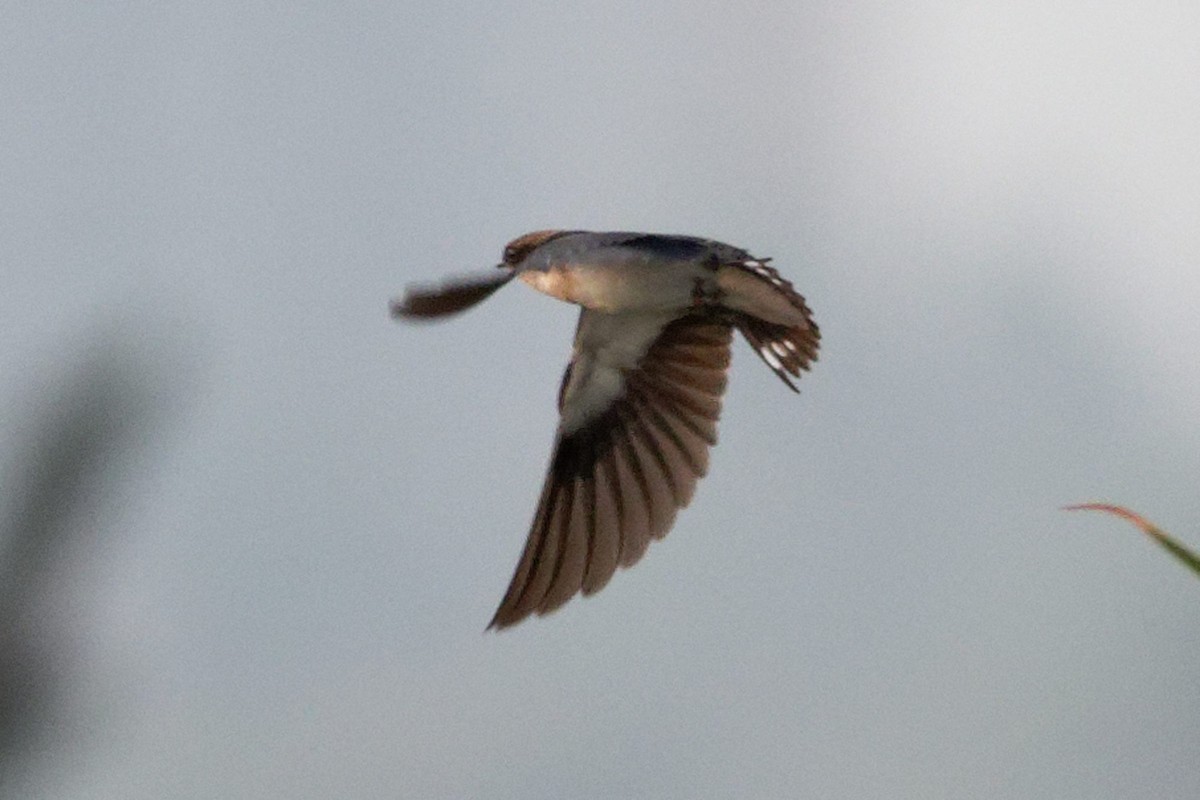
[
  {"left": 390, "top": 269, "right": 515, "bottom": 319},
  {"left": 488, "top": 311, "right": 733, "bottom": 629}
]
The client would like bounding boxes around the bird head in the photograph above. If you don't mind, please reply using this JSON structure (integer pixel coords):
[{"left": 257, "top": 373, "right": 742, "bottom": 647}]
[{"left": 500, "top": 229, "right": 566, "bottom": 268}]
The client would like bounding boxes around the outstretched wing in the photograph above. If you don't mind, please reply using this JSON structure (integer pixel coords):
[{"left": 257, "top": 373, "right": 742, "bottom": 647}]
[{"left": 489, "top": 313, "right": 733, "bottom": 629}]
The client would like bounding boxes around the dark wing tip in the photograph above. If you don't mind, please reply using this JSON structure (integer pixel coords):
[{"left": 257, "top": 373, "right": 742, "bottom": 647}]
[
  {"left": 391, "top": 270, "right": 514, "bottom": 321},
  {"left": 388, "top": 296, "right": 412, "bottom": 318},
  {"left": 487, "top": 316, "right": 734, "bottom": 630}
]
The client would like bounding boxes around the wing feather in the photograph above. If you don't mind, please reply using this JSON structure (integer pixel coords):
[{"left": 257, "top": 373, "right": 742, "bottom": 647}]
[
  {"left": 390, "top": 270, "right": 514, "bottom": 319},
  {"left": 488, "top": 315, "right": 733, "bottom": 629}
]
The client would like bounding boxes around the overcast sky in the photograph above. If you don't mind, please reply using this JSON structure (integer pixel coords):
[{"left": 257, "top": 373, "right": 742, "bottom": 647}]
[{"left": 2, "top": 3, "right": 1199, "bottom": 798}]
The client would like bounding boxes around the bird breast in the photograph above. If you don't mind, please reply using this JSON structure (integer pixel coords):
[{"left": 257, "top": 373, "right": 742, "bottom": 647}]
[{"left": 520, "top": 260, "right": 713, "bottom": 313}]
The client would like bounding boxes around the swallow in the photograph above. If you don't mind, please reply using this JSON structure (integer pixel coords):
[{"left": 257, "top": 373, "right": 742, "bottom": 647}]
[{"left": 391, "top": 230, "right": 819, "bottom": 629}]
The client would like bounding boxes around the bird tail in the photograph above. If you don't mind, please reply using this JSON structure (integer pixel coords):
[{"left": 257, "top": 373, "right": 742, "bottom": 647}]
[
  {"left": 721, "top": 259, "right": 819, "bottom": 391},
  {"left": 736, "top": 315, "right": 818, "bottom": 391}
]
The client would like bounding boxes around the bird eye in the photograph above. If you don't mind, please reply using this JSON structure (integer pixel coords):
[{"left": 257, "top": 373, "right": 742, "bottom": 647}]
[{"left": 504, "top": 246, "right": 518, "bottom": 263}]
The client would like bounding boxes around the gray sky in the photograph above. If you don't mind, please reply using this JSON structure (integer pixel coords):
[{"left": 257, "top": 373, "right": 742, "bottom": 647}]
[{"left": 3, "top": 2, "right": 1199, "bottom": 798}]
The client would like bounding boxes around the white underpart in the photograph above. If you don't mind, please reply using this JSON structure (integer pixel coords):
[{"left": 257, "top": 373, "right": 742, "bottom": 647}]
[
  {"left": 521, "top": 256, "right": 712, "bottom": 313},
  {"left": 558, "top": 309, "right": 675, "bottom": 435}
]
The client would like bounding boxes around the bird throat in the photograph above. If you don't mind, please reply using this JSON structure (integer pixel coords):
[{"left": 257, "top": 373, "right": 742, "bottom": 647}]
[{"left": 519, "top": 266, "right": 578, "bottom": 304}]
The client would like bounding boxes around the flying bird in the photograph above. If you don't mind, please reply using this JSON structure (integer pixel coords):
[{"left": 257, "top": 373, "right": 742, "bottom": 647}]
[{"left": 391, "top": 230, "right": 819, "bottom": 629}]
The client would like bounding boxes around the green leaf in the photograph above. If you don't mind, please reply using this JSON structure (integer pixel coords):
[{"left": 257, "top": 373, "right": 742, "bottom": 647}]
[{"left": 1064, "top": 503, "right": 1200, "bottom": 579}]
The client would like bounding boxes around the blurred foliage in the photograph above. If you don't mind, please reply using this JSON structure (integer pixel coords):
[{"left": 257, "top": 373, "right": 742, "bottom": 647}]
[{"left": 0, "top": 345, "right": 169, "bottom": 789}]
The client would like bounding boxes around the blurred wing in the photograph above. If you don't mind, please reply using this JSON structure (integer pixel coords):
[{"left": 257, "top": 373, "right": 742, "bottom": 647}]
[
  {"left": 489, "top": 313, "right": 732, "bottom": 629},
  {"left": 390, "top": 269, "right": 514, "bottom": 320}
]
